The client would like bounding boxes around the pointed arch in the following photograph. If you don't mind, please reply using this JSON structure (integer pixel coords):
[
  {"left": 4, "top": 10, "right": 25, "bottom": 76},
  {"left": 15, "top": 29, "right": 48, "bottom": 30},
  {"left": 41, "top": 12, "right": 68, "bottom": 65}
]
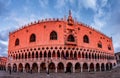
[
  {"left": 66, "top": 62, "right": 73, "bottom": 72},
  {"left": 13, "top": 63, "right": 17, "bottom": 72},
  {"left": 30, "top": 33, "right": 36, "bottom": 42},
  {"left": 52, "top": 51, "right": 55, "bottom": 58},
  {"left": 75, "top": 62, "right": 81, "bottom": 72},
  {"left": 18, "top": 63, "right": 23, "bottom": 72},
  {"left": 32, "top": 63, "right": 38, "bottom": 73},
  {"left": 57, "top": 50, "right": 60, "bottom": 58},
  {"left": 67, "top": 35, "right": 75, "bottom": 42},
  {"left": 96, "top": 63, "right": 100, "bottom": 71},
  {"left": 90, "top": 63, "right": 94, "bottom": 71},
  {"left": 98, "top": 41, "right": 102, "bottom": 48},
  {"left": 83, "top": 63, "right": 88, "bottom": 72},
  {"left": 15, "top": 38, "right": 19, "bottom": 46},
  {"left": 50, "top": 31, "right": 57, "bottom": 40},
  {"left": 57, "top": 62, "right": 64, "bottom": 73},
  {"left": 83, "top": 35, "right": 89, "bottom": 43},
  {"left": 108, "top": 45, "right": 112, "bottom": 50},
  {"left": 48, "top": 62, "right": 55, "bottom": 72},
  {"left": 40, "top": 62, "right": 46, "bottom": 73},
  {"left": 25, "top": 63, "right": 30, "bottom": 72},
  {"left": 48, "top": 51, "right": 51, "bottom": 58}
]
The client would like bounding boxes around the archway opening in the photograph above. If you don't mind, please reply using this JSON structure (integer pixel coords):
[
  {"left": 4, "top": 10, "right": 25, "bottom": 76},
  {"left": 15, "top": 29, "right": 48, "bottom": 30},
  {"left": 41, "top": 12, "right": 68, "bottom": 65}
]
[
  {"left": 25, "top": 63, "right": 30, "bottom": 73},
  {"left": 101, "top": 63, "right": 105, "bottom": 71},
  {"left": 48, "top": 51, "right": 51, "bottom": 58},
  {"left": 40, "top": 63, "right": 46, "bottom": 73},
  {"left": 70, "top": 51, "right": 73, "bottom": 59},
  {"left": 106, "top": 63, "right": 109, "bottom": 71},
  {"left": 96, "top": 63, "right": 100, "bottom": 71},
  {"left": 52, "top": 51, "right": 55, "bottom": 58},
  {"left": 67, "top": 35, "right": 75, "bottom": 42},
  {"left": 57, "top": 62, "right": 64, "bottom": 73},
  {"left": 75, "top": 62, "right": 81, "bottom": 72},
  {"left": 48, "top": 62, "right": 55, "bottom": 73},
  {"left": 13, "top": 63, "right": 17, "bottom": 72},
  {"left": 57, "top": 51, "right": 60, "bottom": 59},
  {"left": 66, "top": 62, "right": 73, "bottom": 73},
  {"left": 7, "top": 63, "right": 11, "bottom": 71},
  {"left": 78, "top": 52, "right": 81, "bottom": 58},
  {"left": 32, "top": 63, "right": 38, "bottom": 73},
  {"left": 61, "top": 51, "right": 64, "bottom": 59},
  {"left": 110, "top": 63, "right": 112, "bottom": 70},
  {"left": 90, "top": 63, "right": 94, "bottom": 72},
  {"left": 18, "top": 63, "right": 23, "bottom": 72},
  {"left": 83, "top": 63, "right": 88, "bottom": 72}
]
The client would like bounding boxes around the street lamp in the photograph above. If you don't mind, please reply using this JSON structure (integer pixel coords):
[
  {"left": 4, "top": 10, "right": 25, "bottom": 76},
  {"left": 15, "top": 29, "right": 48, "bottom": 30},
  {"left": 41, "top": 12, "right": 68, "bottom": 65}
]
[
  {"left": 8, "top": 56, "right": 13, "bottom": 74},
  {"left": 44, "top": 58, "right": 52, "bottom": 75}
]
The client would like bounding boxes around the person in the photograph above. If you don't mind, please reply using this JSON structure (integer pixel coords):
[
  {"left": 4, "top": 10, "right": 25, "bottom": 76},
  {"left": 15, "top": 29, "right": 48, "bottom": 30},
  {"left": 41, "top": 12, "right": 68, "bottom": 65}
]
[
  {"left": 30, "top": 69, "right": 32, "bottom": 74},
  {"left": 47, "top": 69, "right": 49, "bottom": 74},
  {"left": 9, "top": 68, "right": 11, "bottom": 75}
]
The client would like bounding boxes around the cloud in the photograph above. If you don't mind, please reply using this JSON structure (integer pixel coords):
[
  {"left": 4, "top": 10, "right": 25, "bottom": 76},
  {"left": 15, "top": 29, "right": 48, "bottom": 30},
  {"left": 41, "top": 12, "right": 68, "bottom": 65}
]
[
  {"left": 0, "top": 28, "right": 10, "bottom": 56},
  {"left": 91, "top": 9, "right": 106, "bottom": 30},
  {"left": 54, "top": 0, "right": 66, "bottom": 9},
  {"left": 0, "top": 0, "right": 11, "bottom": 16},
  {"left": 38, "top": 0, "right": 49, "bottom": 8}
]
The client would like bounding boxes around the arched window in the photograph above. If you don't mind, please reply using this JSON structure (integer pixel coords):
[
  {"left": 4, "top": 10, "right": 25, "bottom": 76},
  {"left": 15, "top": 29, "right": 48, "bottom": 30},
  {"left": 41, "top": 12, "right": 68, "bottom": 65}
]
[
  {"left": 98, "top": 41, "right": 102, "bottom": 48},
  {"left": 15, "top": 38, "right": 19, "bottom": 46},
  {"left": 50, "top": 31, "right": 57, "bottom": 40},
  {"left": 83, "top": 35, "right": 89, "bottom": 43},
  {"left": 67, "top": 35, "right": 75, "bottom": 42},
  {"left": 30, "top": 34, "right": 36, "bottom": 42},
  {"left": 108, "top": 45, "right": 111, "bottom": 50}
]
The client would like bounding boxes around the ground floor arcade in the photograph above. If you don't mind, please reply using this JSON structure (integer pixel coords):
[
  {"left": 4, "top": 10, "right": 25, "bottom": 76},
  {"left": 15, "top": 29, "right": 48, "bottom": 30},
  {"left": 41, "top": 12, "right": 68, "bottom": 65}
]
[{"left": 7, "top": 60, "right": 115, "bottom": 73}]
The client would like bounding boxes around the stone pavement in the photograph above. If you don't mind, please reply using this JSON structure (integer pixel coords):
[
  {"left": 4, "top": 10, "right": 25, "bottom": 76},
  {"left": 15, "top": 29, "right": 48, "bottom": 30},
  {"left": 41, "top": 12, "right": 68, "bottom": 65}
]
[{"left": 0, "top": 67, "right": 120, "bottom": 78}]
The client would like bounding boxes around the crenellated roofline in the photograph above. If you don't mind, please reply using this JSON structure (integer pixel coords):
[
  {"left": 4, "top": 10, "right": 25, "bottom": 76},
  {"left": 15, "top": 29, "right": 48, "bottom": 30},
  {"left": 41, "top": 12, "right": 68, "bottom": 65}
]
[{"left": 9, "top": 11, "right": 112, "bottom": 40}]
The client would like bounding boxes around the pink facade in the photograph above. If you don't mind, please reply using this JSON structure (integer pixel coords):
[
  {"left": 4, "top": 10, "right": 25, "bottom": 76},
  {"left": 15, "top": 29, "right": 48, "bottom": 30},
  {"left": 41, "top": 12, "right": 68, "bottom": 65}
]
[{"left": 7, "top": 11, "right": 116, "bottom": 73}]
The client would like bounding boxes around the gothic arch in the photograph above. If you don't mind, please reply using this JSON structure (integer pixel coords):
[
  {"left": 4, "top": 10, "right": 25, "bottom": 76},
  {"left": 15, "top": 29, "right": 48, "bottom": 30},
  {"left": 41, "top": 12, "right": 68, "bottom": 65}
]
[
  {"left": 75, "top": 62, "right": 81, "bottom": 72},
  {"left": 32, "top": 63, "right": 38, "bottom": 73},
  {"left": 83, "top": 63, "right": 88, "bottom": 72},
  {"left": 44, "top": 51, "right": 47, "bottom": 58},
  {"left": 50, "top": 31, "right": 57, "bottom": 40},
  {"left": 98, "top": 41, "right": 102, "bottom": 48},
  {"left": 40, "top": 51, "right": 42, "bottom": 58},
  {"left": 25, "top": 63, "right": 30, "bottom": 72},
  {"left": 70, "top": 51, "right": 73, "bottom": 59},
  {"left": 78, "top": 52, "right": 81, "bottom": 58},
  {"left": 66, "top": 62, "right": 73, "bottom": 72},
  {"left": 40, "top": 62, "right": 46, "bottom": 73},
  {"left": 30, "top": 33, "right": 36, "bottom": 42},
  {"left": 48, "top": 51, "right": 51, "bottom": 58},
  {"left": 36, "top": 51, "right": 38, "bottom": 58},
  {"left": 57, "top": 50, "right": 60, "bottom": 58},
  {"left": 13, "top": 63, "right": 17, "bottom": 72},
  {"left": 101, "top": 63, "right": 105, "bottom": 71},
  {"left": 83, "top": 35, "right": 89, "bottom": 43},
  {"left": 67, "top": 35, "right": 75, "bottom": 42},
  {"left": 52, "top": 51, "right": 55, "bottom": 58},
  {"left": 57, "top": 62, "right": 64, "bottom": 73},
  {"left": 48, "top": 62, "right": 55, "bottom": 72},
  {"left": 15, "top": 38, "right": 19, "bottom": 46},
  {"left": 90, "top": 63, "right": 94, "bottom": 71},
  {"left": 18, "top": 63, "right": 23, "bottom": 72},
  {"left": 96, "top": 63, "right": 100, "bottom": 71}
]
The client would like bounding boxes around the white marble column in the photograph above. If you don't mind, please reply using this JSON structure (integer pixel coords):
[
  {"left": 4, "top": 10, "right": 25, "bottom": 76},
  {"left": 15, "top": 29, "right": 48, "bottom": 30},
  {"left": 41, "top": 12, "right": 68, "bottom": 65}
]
[
  {"left": 73, "top": 67, "right": 75, "bottom": 73},
  {"left": 55, "top": 67, "right": 57, "bottom": 73}
]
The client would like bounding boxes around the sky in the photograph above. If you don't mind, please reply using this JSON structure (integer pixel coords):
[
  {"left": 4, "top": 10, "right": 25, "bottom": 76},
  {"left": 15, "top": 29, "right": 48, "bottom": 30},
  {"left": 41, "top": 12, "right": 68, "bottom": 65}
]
[{"left": 0, "top": 0, "right": 120, "bottom": 56}]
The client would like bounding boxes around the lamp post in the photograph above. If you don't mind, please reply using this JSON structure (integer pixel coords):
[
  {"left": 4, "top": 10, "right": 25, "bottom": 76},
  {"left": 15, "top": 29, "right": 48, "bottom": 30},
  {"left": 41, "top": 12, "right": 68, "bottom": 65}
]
[
  {"left": 47, "top": 60, "right": 49, "bottom": 75},
  {"left": 9, "top": 56, "right": 13, "bottom": 74},
  {"left": 44, "top": 58, "right": 52, "bottom": 75}
]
